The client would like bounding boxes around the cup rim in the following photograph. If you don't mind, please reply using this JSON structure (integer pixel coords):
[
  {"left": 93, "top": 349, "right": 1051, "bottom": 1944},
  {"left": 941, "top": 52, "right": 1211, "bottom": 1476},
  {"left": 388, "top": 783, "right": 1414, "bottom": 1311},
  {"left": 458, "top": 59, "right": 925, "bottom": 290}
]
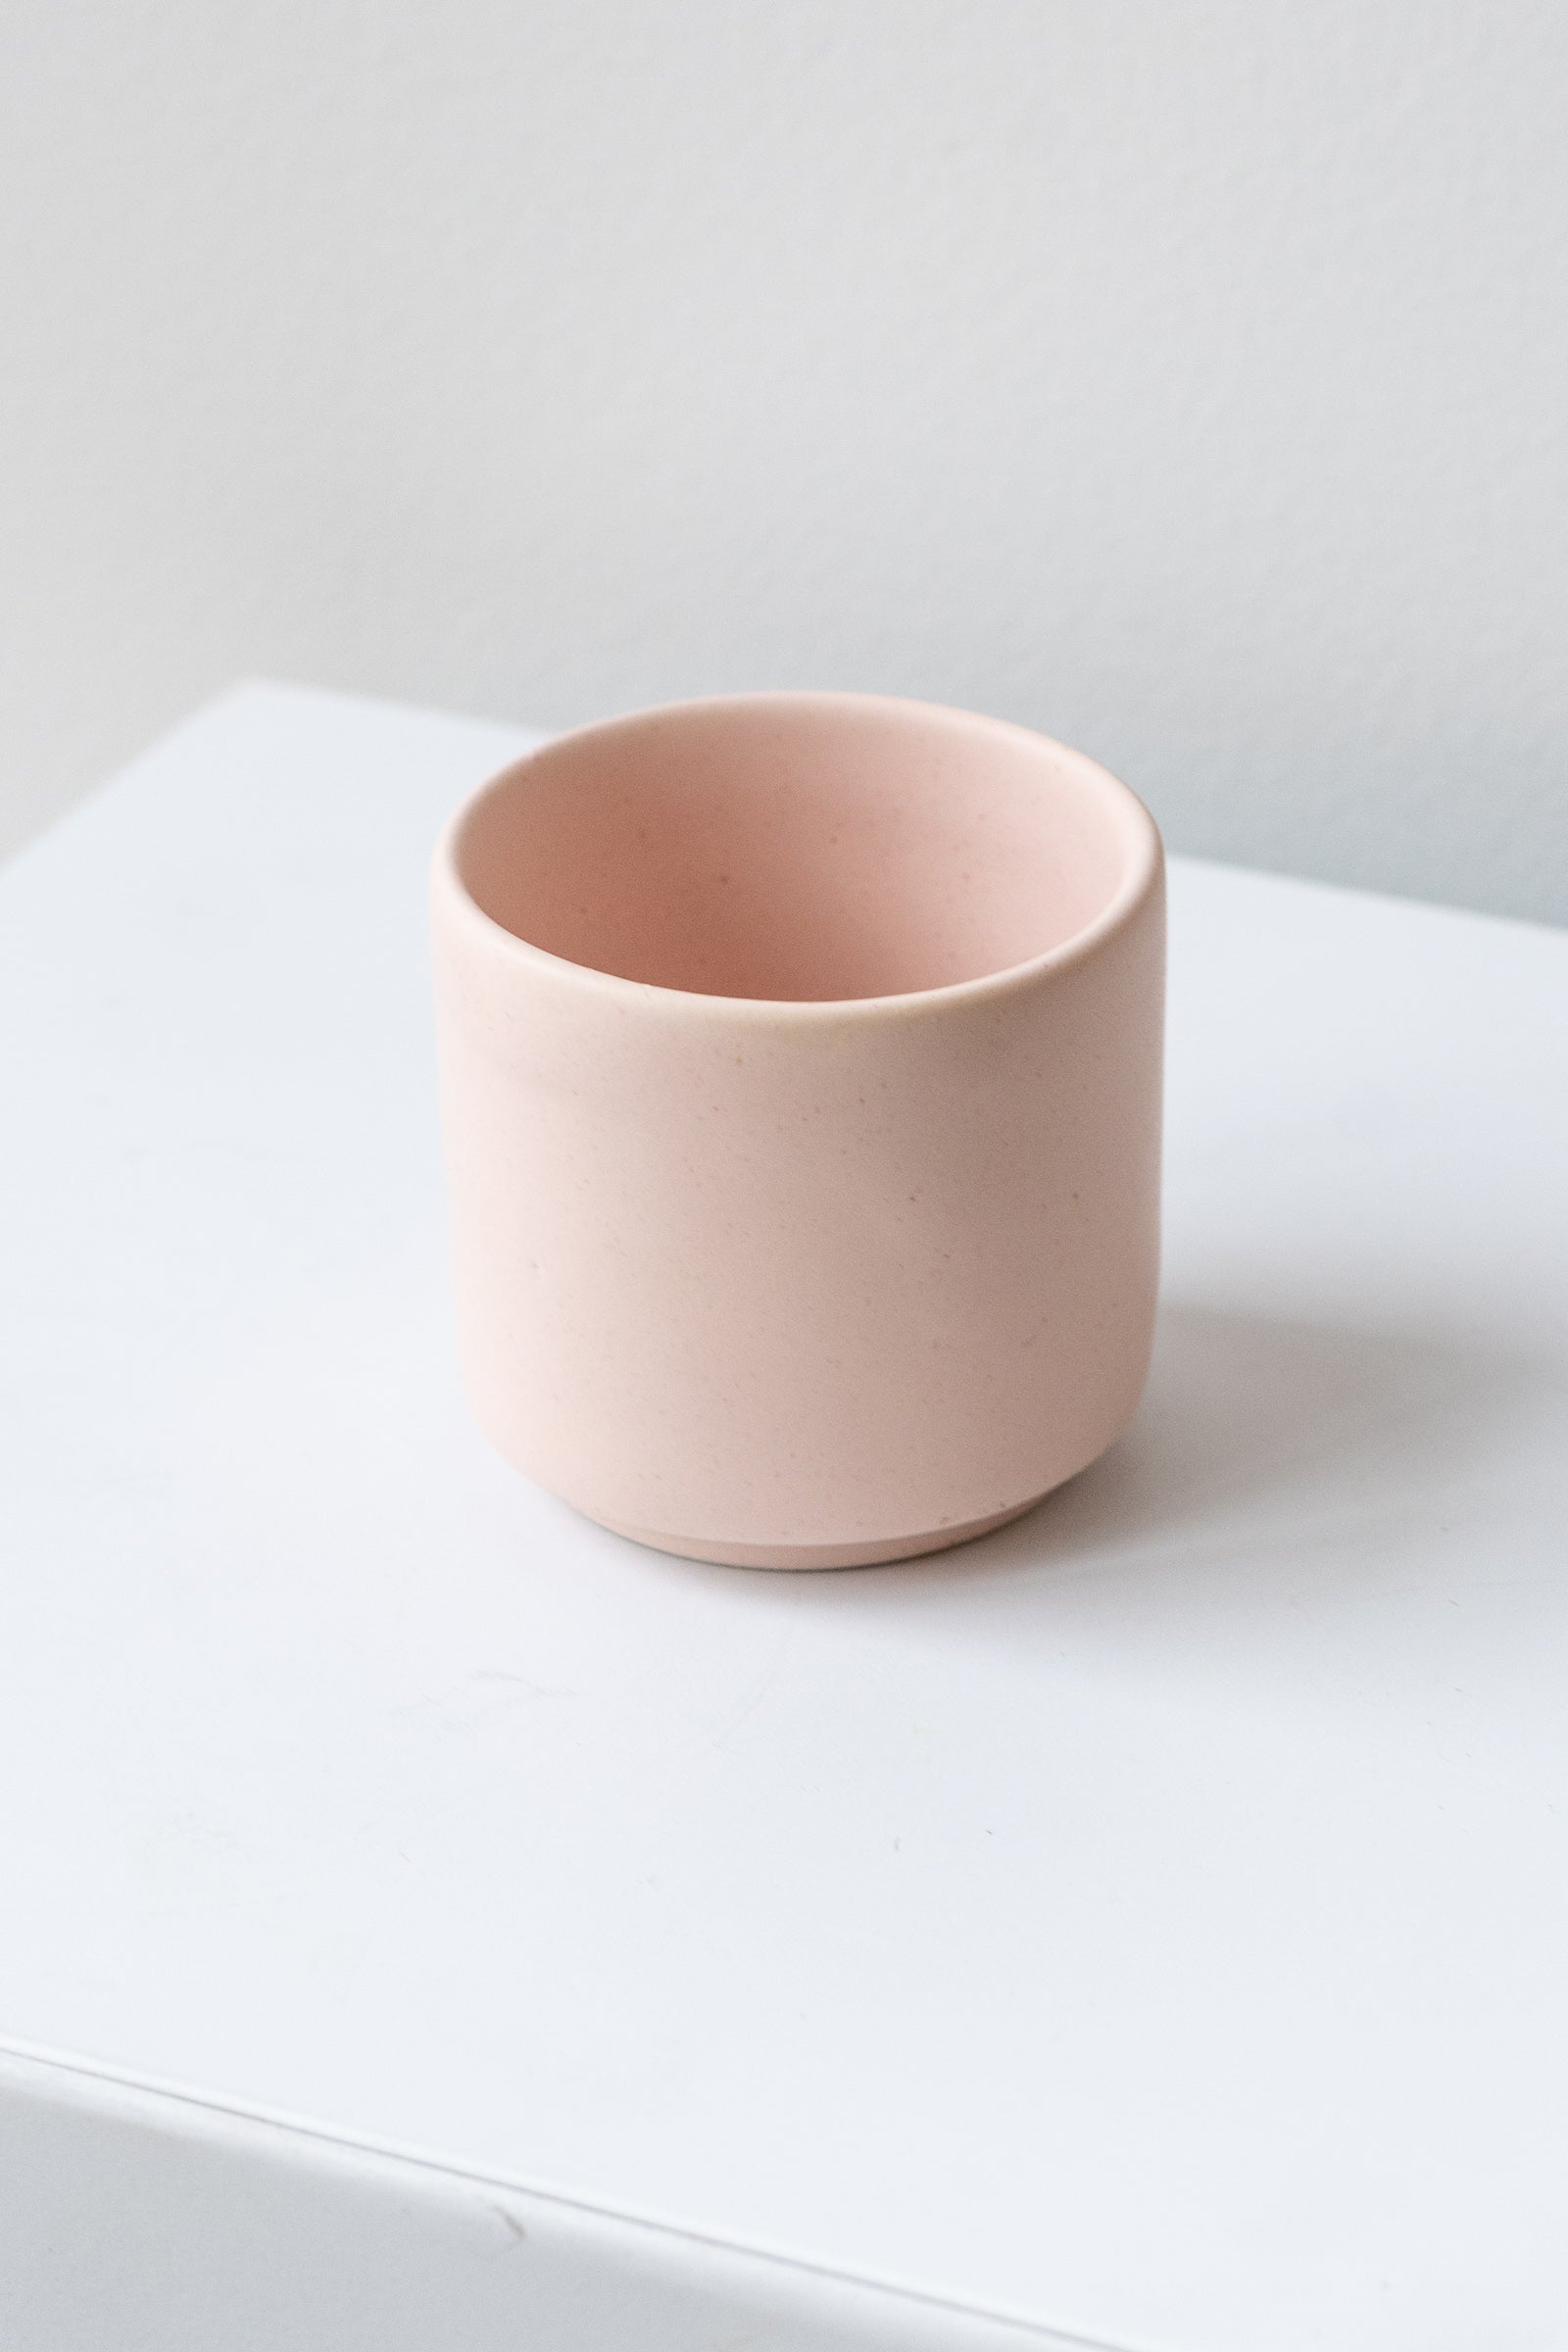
[{"left": 432, "top": 691, "right": 1163, "bottom": 1022}]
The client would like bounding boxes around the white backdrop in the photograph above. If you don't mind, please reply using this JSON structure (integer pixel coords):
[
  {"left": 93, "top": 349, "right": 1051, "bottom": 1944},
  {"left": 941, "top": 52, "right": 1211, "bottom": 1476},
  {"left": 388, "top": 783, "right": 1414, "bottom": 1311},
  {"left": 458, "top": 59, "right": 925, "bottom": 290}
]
[{"left": 2, "top": 0, "right": 1564, "bottom": 921}]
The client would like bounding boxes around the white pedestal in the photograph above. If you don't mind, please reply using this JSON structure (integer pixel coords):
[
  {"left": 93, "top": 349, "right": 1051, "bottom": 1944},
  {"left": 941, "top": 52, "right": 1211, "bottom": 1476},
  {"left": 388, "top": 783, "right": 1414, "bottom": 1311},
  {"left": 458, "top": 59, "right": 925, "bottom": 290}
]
[{"left": 3, "top": 684, "right": 1566, "bottom": 2350}]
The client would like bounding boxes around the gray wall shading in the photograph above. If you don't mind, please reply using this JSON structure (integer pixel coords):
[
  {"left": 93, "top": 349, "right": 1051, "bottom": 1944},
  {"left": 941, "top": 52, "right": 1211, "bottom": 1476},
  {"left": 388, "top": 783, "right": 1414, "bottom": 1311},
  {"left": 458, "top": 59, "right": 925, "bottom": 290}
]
[{"left": 2, "top": 0, "right": 1564, "bottom": 920}]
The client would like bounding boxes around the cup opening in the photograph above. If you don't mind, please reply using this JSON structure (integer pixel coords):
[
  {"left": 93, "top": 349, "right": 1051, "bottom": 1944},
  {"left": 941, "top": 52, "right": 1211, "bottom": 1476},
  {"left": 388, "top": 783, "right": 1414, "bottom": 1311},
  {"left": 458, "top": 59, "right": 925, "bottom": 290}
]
[{"left": 452, "top": 696, "right": 1150, "bottom": 1004}]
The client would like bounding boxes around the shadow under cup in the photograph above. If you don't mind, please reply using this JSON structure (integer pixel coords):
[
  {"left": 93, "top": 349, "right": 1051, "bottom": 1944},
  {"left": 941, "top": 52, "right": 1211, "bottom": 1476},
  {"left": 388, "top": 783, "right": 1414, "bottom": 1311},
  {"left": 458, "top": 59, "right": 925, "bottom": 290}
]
[{"left": 433, "top": 694, "right": 1165, "bottom": 1569}]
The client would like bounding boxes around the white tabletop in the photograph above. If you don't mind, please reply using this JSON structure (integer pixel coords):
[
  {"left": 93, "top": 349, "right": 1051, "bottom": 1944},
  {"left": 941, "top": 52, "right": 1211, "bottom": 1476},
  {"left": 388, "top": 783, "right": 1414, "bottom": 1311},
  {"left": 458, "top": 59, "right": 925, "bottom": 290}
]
[{"left": 3, "top": 683, "right": 1566, "bottom": 2351}]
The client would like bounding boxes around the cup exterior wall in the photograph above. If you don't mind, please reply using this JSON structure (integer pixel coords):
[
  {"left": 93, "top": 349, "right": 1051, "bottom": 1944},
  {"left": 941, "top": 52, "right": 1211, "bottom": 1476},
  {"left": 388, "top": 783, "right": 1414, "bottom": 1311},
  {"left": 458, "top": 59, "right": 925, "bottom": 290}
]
[{"left": 432, "top": 853, "right": 1163, "bottom": 1563}]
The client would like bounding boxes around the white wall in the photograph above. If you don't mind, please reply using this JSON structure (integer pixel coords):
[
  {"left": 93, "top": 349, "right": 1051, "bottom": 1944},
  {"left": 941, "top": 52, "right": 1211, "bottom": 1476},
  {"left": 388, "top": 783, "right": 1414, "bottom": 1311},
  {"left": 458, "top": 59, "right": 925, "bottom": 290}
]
[{"left": 2, "top": 0, "right": 1565, "bottom": 921}]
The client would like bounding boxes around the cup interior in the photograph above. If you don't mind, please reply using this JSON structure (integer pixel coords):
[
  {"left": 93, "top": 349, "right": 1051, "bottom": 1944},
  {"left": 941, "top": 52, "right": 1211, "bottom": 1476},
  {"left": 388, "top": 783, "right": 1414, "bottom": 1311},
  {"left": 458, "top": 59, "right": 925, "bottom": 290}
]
[{"left": 453, "top": 696, "right": 1151, "bottom": 1003}]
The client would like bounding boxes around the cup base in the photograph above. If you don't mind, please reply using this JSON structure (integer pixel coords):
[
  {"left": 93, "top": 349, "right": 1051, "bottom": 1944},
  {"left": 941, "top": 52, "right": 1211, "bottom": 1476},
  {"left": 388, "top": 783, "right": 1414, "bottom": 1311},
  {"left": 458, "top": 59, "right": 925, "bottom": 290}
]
[{"left": 586, "top": 1492, "right": 1051, "bottom": 1572}]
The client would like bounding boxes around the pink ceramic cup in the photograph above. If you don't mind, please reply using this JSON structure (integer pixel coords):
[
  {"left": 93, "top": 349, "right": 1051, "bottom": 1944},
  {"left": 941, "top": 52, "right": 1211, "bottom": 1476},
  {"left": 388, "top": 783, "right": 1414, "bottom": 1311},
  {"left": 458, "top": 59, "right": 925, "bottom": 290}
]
[{"left": 431, "top": 693, "right": 1163, "bottom": 1570}]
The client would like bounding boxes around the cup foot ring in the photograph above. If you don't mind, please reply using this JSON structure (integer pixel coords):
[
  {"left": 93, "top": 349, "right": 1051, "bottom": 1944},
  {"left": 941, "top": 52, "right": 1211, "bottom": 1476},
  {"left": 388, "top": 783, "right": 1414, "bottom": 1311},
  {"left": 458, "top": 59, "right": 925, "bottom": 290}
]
[{"left": 584, "top": 1493, "right": 1051, "bottom": 1571}]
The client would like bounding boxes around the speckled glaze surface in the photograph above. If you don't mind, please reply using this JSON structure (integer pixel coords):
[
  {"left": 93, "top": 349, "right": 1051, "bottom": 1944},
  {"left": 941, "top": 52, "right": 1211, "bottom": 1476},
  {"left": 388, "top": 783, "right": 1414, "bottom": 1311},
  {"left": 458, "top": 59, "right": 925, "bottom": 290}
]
[{"left": 431, "top": 693, "right": 1164, "bottom": 1569}]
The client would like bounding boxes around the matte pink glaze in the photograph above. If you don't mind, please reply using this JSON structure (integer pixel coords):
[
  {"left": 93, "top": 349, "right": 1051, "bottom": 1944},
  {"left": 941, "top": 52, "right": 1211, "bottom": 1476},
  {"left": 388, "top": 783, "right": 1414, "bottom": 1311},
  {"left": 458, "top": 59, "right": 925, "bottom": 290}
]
[{"left": 432, "top": 694, "right": 1164, "bottom": 1570}]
